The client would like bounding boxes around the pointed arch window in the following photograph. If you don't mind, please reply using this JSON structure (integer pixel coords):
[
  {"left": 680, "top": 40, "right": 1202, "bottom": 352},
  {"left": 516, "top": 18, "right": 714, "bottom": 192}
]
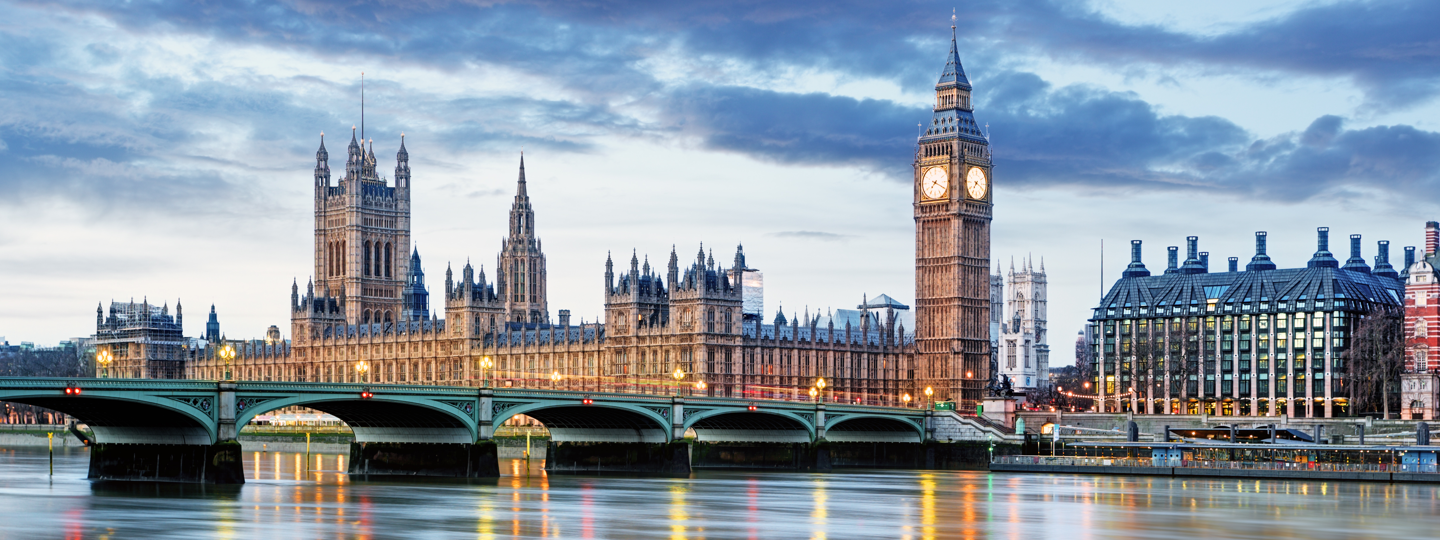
[
  {"left": 364, "top": 241, "right": 373, "bottom": 276},
  {"left": 385, "top": 242, "right": 393, "bottom": 278}
]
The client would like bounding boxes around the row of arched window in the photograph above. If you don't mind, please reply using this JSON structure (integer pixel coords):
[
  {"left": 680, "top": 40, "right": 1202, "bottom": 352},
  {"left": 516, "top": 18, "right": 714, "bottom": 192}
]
[
  {"left": 325, "top": 239, "right": 396, "bottom": 278},
  {"left": 365, "top": 240, "right": 394, "bottom": 278},
  {"left": 326, "top": 241, "right": 346, "bottom": 276}
]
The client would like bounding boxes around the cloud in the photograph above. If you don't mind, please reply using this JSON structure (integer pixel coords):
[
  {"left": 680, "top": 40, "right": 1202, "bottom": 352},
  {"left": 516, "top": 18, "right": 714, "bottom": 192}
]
[
  {"left": 658, "top": 85, "right": 916, "bottom": 174},
  {"left": 768, "top": 231, "right": 852, "bottom": 241},
  {"left": 31, "top": 0, "right": 1439, "bottom": 108},
  {"left": 1227, "top": 116, "right": 1440, "bottom": 200},
  {"left": 4, "top": 0, "right": 1438, "bottom": 214},
  {"left": 652, "top": 69, "right": 1440, "bottom": 202}
]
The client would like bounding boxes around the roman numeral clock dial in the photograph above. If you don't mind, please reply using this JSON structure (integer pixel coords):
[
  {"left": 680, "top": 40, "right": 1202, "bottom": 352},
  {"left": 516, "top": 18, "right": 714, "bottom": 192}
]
[
  {"left": 966, "top": 166, "right": 988, "bottom": 199},
  {"left": 922, "top": 166, "right": 948, "bottom": 200}
]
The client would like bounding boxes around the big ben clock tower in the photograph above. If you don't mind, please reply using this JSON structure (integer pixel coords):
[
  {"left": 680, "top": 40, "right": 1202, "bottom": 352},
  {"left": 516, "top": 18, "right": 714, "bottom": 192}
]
[{"left": 914, "top": 19, "right": 992, "bottom": 410}]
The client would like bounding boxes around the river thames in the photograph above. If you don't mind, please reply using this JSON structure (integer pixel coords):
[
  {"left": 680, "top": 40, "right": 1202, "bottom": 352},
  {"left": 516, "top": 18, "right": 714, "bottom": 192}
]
[{"left": 1, "top": 447, "right": 1437, "bottom": 539}]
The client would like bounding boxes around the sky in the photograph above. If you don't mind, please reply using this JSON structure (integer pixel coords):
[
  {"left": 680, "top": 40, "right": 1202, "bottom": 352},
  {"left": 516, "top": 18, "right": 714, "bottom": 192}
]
[{"left": 2, "top": 0, "right": 1439, "bottom": 369}]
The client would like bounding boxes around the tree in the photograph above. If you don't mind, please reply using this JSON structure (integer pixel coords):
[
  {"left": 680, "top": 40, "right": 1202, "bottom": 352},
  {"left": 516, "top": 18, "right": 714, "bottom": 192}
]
[
  {"left": 0, "top": 347, "right": 84, "bottom": 377},
  {"left": 1350, "top": 307, "right": 1404, "bottom": 418},
  {"left": 1027, "top": 365, "right": 1085, "bottom": 410},
  {"left": 0, "top": 347, "right": 85, "bottom": 425}
]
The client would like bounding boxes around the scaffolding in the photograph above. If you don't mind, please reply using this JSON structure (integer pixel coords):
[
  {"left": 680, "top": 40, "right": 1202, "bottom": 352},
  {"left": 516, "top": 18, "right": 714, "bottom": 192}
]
[{"left": 94, "top": 300, "right": 188, "bottom": 379}]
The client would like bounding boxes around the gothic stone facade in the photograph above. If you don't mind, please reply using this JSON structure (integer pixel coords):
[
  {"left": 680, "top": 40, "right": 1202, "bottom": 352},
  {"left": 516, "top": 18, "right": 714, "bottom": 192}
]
[
  {"left": 912, "top": 24, "right": 994, "bottom": 408},
  {"left": 186, "top": 145, "right": 919, "bottom": 406},
  {"left": 997, "top": 257, "right": 1049, "bottom": 390}
]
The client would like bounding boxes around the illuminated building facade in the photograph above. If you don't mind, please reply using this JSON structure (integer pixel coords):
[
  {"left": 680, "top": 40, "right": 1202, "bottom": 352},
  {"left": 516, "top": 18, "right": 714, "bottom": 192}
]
[{"left": 1089, "top": 229, "right": 1404, "bottom": 418}]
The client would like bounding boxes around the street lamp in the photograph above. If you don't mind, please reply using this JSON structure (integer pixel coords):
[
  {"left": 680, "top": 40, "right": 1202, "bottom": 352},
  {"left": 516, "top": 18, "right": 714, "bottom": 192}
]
[
  {"left": 816, "top": 377, "right": 827, "bottom": 403},
  {"left": 903, "top": 393, "right": 912, "bottom": 408},
  {"left": 479, "top": 356, "right": 493, "bottom": 388},
  {"left": 695, "top": 380, "right": 707, "bottom": 395},
  {"left": 95, "top": 350, "right": 113, "bottom": 379},
  {"left": 924, "top": 386, "right": 934, "bottom": 410},
  {"left": 219, "top": 344, "right": 236, "bottom": 381},
  {"left": 672, "top": 367, "right": 685, "bottom": 396},
  {"left": 355, "top": 361, "right": 370, "bottom": 384},
  {"left": 809, "top": 387, "right": 818, "bottom": 402},
  {"left": 551, "top": 370, "right": 561, "bottom": 387}
]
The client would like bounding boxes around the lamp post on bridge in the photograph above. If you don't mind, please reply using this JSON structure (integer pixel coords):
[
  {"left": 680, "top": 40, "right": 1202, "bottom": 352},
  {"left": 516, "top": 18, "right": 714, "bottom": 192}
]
[
  {"left": 809, "top": 387, "right": 818, "bottom": 403},
  {"left": 903, "top": 393, "right": 912, "bottom": 408},
  {"left": 480, "top": 356, "right": 493, "bottom": 388},
  {"left": 551, "top": 370, "right": 561, "bottom": 388},
  {"left": 672, "top": 367, "right": 685, "bottom": 396},
  {"left": 355, "top": 361, "right": 370, "bottom": 384},
  {"left": 695, "top": 380, "right": 707, "bottom": 396},
  {"left": 816, "top": 378, "right": 827, "bottom": 403},
  {"left": 925, "top": 386, "right": 934, "bottom": 411},
  {"left": 219, "top": 344, "right": 236, "bottom": 381},
  {"left": 95, "top": 350, "right": 113, "bottom": 379}
]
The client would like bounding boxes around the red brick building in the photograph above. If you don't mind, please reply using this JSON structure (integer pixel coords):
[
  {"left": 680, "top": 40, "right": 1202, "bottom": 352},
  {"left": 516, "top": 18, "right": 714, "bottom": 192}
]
[
  {"left": 1403, "top": 222, "right": 1440, "bottom": 419},
  {"left": 1405, "top": 222, "right": 1440, "bottom": 373}
]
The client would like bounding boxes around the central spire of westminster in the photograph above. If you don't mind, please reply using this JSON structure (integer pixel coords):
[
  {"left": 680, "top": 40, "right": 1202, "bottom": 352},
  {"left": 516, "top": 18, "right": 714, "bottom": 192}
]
[{"left": 499, "top": 154, "right": 548, "bottom": 324}]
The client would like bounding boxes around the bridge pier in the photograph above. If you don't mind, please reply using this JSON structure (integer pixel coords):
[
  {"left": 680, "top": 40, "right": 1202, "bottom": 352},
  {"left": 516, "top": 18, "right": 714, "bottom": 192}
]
[
  {"left": 88, "top": 441, "right": 244, "bottom": 483},
  {"left": 347, "top": 441, "right": 501, "bottom": 479},
  {"left": 689, "top": 441, "right": 834, "bottom": 471},
  {"left": 544, "top": 441, "right": 691, "bottom": 475}
]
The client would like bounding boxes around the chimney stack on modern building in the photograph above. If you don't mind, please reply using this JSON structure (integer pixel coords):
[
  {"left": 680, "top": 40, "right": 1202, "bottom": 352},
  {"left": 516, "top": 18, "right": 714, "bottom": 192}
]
[
  {"left": 1247, "top": 231, "right": 1277, "bottom": 271},
  {"left": 1342, "top": 234, "right": 1371, "bottom": 274},
  {"left": 1308, "top": 227, "right": 1339, "bottom": 268},
  {"left": 1426, "top": 221, "right": 1440, "bottom": 255},
  {"left": 1123, "top": 240, "right": 1150, "bottom": 278}
]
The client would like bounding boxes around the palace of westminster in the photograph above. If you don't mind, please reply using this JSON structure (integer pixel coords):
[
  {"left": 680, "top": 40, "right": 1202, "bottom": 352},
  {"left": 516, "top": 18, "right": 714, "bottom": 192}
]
[{"left": 90, "top": 27, "right": 1029, "bottom": 411}]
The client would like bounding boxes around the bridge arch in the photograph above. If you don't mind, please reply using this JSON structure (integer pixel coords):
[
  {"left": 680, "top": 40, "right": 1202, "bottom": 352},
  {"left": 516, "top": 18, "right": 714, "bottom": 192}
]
[
  {"left": 825, "top": 414, "right": 924, "bottom": 443},
  {"left": 682, "top": 408, "right": 815, "bottom": 443},
  {"left": 0, "top": 388, "right": 217, "bottom": 444},
  {"left": 494, "top": 401, "right": 670, "bottom": 443},
  {"left": 236, "top": 395, "right": 478, "bottom": 444}
]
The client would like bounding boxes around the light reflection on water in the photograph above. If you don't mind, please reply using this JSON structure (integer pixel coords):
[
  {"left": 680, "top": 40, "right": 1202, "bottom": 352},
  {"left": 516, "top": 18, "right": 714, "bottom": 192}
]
[{"left": 1, "top": 447, "right": 1439, "bottom": 539}]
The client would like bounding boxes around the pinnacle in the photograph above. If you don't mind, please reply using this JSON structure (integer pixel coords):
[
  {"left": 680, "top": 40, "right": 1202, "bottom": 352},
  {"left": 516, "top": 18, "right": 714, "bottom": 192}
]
[
  {"left": 935, "top": 21, "right": 971, "bottom": 90},
  {"left": 515, "top": 154, "right": 528, "bottom": 198}
]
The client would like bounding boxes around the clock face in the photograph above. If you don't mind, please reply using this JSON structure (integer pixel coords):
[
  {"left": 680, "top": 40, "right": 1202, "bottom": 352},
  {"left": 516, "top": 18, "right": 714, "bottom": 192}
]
[
  {"left": 966, "top": 167, "right": 988, "bottom": 199},
  {"left": 921, "top": 166, "right": 948, "bottom": 200}
]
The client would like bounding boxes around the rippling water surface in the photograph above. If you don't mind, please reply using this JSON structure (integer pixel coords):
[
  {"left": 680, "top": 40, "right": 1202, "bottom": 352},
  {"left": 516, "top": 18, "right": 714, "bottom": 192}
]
[{"left": 2, "top": 447, "right": 1439, "bottom": 539}]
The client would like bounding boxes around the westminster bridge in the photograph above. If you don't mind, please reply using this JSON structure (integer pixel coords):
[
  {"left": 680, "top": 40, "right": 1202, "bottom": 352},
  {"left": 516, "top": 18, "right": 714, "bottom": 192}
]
[{"left": 0, "top": 378, "right": 1009, "bottom": 483}]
